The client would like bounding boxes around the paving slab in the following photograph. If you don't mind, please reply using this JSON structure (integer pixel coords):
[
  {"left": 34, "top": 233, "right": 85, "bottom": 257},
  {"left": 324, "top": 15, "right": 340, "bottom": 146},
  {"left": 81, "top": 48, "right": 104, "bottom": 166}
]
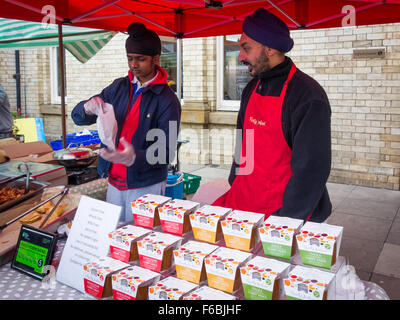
[
  {"left": 338, "top": 236, "right": 384, "bottom": 273},
  {"left": 349, "top": 186, "right": 400, "bottom": 207},
  {"left": 386, "top": 220, "right": 400, "bottom": 246},
  {"left": 326, "top": 211, "right": 392, "bottom": 242},
  {"left": 334, "top": 198, "right": 398, "bottom": 221},
  {"left": 374, "top": 243, "right": 400, "bottom": 278}
]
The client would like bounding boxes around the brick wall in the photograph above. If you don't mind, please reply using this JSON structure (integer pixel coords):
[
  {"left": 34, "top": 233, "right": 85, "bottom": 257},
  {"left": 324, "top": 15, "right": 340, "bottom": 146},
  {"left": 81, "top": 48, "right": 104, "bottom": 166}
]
[{"left": 1, "top": 23, "right": 399, "bottom": 189}]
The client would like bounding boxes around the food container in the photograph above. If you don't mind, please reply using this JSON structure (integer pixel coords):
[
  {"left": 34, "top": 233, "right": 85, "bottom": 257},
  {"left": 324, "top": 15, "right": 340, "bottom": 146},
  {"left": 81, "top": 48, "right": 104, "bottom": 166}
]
[
  {"left": 221, "top": 210, "right": 264, "bottom": 252},
  {"left": 259, "top": 215, "right": 303, "bottom": 260},
  {"left": 174, "top": 240, "right": 219, "bottom": 284},
  {"left": 189, "top": 205, "right": 232, "bottom": 244},
  {"left": 240, "top": 256, "right": 291, "bottom": 300},
  {"left": 148, "top": 276, "right": 198, "bottom": 300},
  {"left": 111, "top": 265, "right": 160, "bottom": 300},
  {"left": 53, "top": 145, "right": 97, "bottom": 169}
]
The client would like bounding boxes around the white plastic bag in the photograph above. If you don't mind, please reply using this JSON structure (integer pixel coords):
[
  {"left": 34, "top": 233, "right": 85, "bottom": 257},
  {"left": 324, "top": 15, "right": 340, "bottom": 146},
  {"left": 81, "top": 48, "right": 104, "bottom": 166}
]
[{"left": 97, "top": 102, "right": 117, "bottom": 151}]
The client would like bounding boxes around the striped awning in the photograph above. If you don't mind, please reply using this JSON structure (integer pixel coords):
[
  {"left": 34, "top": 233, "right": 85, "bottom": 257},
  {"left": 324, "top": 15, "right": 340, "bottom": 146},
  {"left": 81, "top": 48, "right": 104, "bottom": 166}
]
[{"left": 0, "top": 18, "right": 116, "bottom": 63}]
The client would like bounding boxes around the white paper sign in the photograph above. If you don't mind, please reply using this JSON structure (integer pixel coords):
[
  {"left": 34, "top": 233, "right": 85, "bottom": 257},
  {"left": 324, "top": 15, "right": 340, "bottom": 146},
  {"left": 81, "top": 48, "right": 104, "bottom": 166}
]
[{"left": 56, "top": 195, "right": 121, "bottom": 292}]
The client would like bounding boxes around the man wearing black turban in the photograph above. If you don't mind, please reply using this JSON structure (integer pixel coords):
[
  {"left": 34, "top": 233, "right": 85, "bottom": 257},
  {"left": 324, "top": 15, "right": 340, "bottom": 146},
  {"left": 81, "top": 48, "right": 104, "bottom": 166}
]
[
  {"left": 72, "top": 23, "right": 181, "bottom": 222},
  {"left": 213, "top": 9, "right": 332, "bottom": 223}
]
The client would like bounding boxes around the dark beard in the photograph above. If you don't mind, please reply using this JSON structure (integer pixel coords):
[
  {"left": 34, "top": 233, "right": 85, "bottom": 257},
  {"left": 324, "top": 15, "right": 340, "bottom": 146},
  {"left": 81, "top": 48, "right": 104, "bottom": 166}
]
[{"left": 253, "top": 49, "right": 270, "bottom": 77}]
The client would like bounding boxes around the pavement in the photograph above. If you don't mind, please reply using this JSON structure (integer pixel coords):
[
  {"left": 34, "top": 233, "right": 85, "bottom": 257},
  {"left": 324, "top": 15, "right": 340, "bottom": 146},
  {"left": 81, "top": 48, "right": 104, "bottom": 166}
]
[{"left": 180, "top": 163, "right": 400, "bottom": 300}]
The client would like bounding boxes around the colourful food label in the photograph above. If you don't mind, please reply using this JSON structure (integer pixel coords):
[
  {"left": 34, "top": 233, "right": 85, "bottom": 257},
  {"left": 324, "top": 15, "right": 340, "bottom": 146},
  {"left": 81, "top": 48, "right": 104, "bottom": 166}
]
[
  {"left": 174, "top": 241, "right": 219, "bottom": 284},
  {"left": 108, "top": 225, "right": 152, "bottom": 262},
  {"left": 259, "top": 216, "right": 303, "bottom": 260},
  {"left": 296, "top": 222, "right": 343, "bottom": 269},
  {"left": 183, "top": 285, "right": 236, "bottom": 300},
  {"left": 137, "top": 231, "right": 182, "bottom": 272},
  {"left": 221, "top": 210, "right": 264, "bottom": 251},
  {"left": 240, "top": 256, "right": 291, "bottom": 300},
  {"left": 283, "top": 265, "right": 335, "bottom": 300},
  {"left": 158, "top": 199, "right": 199, "bottom": 235},
  {"left": 204, "top": 247, "right": 252, "bottom": 293},
  {"left": 190, "top": 205, "right": 232, "bottom": 243},
  {"left": 131, "top": 194, "right": 171, "bottom": 229},
  {"left": 82, "top": 257, "right": 129, "bottom": 298},
  {"left": 148, "top": 276, "right": 198, "bottom": 300},
  {"left": 111, "top": 266, "right": 160, "bottom": 300}
]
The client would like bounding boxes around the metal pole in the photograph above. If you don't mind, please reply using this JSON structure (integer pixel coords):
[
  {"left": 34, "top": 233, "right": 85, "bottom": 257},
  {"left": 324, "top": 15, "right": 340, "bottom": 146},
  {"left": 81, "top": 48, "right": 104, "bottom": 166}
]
[
  {"left": 58, "top": 23, "right": 67, "bottom": 149},
  {"left": 176, "top": 37, "right": 182, "bottom": 100}
]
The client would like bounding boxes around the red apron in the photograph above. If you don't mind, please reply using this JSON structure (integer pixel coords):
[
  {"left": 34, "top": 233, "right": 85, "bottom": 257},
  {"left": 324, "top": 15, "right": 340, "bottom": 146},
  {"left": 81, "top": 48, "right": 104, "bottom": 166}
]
[{"left": 213, "top": 63, "right": 297, "bottom": 219}]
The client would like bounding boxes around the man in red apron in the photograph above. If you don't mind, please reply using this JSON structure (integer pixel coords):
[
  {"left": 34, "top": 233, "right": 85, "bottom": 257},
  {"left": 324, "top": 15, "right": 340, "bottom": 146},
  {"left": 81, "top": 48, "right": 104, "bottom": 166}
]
[{"left": 214, "top": 9, "right": 332, "bottom": 223}]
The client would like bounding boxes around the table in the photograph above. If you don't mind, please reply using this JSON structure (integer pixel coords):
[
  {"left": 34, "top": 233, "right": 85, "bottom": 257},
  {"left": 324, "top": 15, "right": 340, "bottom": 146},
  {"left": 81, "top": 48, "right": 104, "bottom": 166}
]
[{"left": 0, "top": 237, "right": 389, "bottom": 300}]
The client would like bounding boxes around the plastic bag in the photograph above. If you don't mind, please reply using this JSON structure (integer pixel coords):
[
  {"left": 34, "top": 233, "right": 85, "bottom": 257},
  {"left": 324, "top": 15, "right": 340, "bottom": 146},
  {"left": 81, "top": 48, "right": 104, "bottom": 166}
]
[{"left": 97, "top": 102, "right": 117, "bottom": 151}]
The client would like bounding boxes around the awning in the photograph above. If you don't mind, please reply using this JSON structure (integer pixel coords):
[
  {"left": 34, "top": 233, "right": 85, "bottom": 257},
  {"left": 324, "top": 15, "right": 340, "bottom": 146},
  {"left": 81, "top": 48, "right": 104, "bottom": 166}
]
[{"left": 0, "top": 18, "right": 116, "bottom": 63}]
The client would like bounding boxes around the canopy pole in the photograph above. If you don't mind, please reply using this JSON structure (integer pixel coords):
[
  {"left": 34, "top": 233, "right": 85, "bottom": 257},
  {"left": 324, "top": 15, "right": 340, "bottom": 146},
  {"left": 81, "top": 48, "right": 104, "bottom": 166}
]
[
  {"left": 58, "top": 23, "right": 67, "bottom": 149},
  {"left": 177, "top": 37, "right": 182, "bottom": 100}
]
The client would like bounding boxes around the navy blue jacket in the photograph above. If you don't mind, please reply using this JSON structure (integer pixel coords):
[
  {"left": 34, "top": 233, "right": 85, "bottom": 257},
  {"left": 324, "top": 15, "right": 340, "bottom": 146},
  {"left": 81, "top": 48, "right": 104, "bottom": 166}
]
[{"left": 71, "top": 67, "right": 181, "bottom": 188}]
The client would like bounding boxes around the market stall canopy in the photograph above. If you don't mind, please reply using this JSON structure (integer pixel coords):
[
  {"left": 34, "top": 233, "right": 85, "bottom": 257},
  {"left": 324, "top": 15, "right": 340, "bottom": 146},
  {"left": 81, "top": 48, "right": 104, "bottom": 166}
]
[
  {"left": 0, "top": 18, "right": 116, "bottom": 63},
  {"left": 0, "top": 0, "right": 400, "bottom": 38}
]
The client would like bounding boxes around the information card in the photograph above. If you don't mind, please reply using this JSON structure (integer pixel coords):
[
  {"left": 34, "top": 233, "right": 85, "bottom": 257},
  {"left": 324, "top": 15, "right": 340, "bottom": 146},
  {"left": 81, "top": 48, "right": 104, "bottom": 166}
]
[{"left": 56, "top": 195, "right": 121, "bottom": 292}]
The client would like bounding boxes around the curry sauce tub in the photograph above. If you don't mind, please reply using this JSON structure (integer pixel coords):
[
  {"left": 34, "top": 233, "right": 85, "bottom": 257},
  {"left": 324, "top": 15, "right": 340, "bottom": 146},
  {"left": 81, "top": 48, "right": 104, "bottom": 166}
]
[
  {"left": 108, "top": 225, "right": 152, "bottom": 263},
  {"left": 137, "top": 231, "right": 182, "bottom": 273},
  {"left": 111, "top": 265, "right": 160, "bottom": 300},
  {"left": 204, "top": 247, "right": 252, "bottom": 294},
  {"left": 83, "top": 257, "right": 129, "bottom": 299},
  {"left": 158, "top": 199, "right": 199, "bottom": 236},
  {"left": 283, "top": 265, "right": 336, "bottom": 300},
  {"left": 183, "top": 285, "right": 237, "bottom": 300},
  {"left": 174, "top": 240, "right": 219, "bottom": 284},
  {"left": 189, "top": 205, "right": 232, "bottom": 244},
  {"left": 130, "top": 194, "right": 171, "bottom": 229},
  {"left": 148, "top": 276, "right": 198, "bottom": 300},
  {"left": 221, "top": 210, "right": 264, "bottom": 252},
  {"left": 296, "top": 222, "right": 343, "bottom": 269},
  {"left": 259, "top": 216, "right": 303, "bottom": 260},
  {"left": 240, "top": 256, "right": 291, "bottom": 300}
]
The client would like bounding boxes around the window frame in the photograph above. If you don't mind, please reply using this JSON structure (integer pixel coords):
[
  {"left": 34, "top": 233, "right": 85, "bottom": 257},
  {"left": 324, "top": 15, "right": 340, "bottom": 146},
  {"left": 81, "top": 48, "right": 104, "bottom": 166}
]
[
  {"left": 216, "top": 35, "right": 244, "bottom": 112},
  {"left": 49, "top": 46, "right": 67, "bottom": 105}
]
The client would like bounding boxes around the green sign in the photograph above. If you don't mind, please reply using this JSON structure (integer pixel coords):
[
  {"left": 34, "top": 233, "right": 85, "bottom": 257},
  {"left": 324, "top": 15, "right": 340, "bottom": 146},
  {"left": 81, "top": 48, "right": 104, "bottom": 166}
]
[{"left": 15, "top": 240, "right": 48, "bottom": 274}]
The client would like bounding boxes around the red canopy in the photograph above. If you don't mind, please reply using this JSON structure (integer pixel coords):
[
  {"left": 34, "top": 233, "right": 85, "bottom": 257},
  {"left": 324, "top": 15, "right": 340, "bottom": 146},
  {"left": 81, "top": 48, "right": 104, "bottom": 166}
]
[{"left": 1, "top": 0, "right": 400, "bottom": 38}]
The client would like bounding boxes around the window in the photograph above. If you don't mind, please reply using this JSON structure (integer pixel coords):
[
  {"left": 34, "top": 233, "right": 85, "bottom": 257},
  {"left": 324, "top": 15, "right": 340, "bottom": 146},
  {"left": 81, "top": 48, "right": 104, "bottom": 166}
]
[
  {"left": 159, "top": 36, "right": 181, "bottom": 97},
  {"left": 217, "top": 35, "right": 252, "bottom": 111},
  {"left": 49, "top": 47, "right": 67, "bottom": 104}
]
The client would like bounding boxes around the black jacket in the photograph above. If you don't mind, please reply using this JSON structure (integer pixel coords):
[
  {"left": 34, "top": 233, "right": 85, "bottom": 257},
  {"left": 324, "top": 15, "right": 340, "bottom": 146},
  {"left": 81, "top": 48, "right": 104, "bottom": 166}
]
[{"left": 229, "top": 57, "right": 332, "bottom": 222}]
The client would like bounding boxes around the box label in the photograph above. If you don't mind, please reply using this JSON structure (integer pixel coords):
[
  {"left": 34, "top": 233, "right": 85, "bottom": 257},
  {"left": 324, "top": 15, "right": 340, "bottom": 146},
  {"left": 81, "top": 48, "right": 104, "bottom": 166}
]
[
  {"left": 261, "top": 242, "right": 292, "bottom": 260},
  {"left": 84, "top": 279, "right": 104, "bottom": 299},
  {"left": 109, "top": 246, "right": 130, "bottom": 263},
  {"left": 242, "top": 283, "right": 272, "bottom": 300},
  {"left": 299, "top": 250, "right": 333, "bottom": 269}
]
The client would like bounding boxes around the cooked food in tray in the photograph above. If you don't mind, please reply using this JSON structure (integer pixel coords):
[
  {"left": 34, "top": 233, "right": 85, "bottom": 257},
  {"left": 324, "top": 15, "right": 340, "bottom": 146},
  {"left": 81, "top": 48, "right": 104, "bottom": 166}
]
[{"left": 0, "top": 186, "right": 33, "bottom": 205}]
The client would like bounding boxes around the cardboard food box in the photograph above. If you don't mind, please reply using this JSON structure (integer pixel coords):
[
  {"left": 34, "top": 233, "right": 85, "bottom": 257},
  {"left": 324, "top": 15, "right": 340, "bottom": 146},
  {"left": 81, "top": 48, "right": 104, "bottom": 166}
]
[
  {"left": 221, "top": 210, "right": 264, "bottom": 252},
  {"left": 108, "top": 225, "right": 152, "bottom": 263},
  {"left": 130, "top": 194, "right": 171, "bottom": 229},
  {"left": 158, "top": 199, "right": 199, "bottom": 236},
  {"left": 0, "top": 141, "right": 58, "bottom": 164},
  {"left": 189, "top": 205, "right": 232, "bottom": 244},
  {"left": 296, "top": 222, "right": 343, "bottom": 269},
  {"left": 240, "top": 256, "right": 291, "bottom": 300},
  {"left": 259, "top": 216, "right": 303, "bottom": 260},
  {"left": 148, "top": 276, "right": 198, "bottom": 300},
  {"left": 111, "top": 265, "right": 160, "bottom": 300},
  {"left": 204, "top": 246, "right": 252, "bottom": 294},
  {"left": 83, "top": 257, "right": 129, "bottom": 299},
  {"left": 137, "top": 231, "right": 182, "bottom": 273},
  {"left": 183, "top": 285, "right": 237, "bottom": 300},
  {"left": 174, "top": 240, "right": 219, "bottom": 284},
  {"left": 283, "top": 265, "right": 336, "bottom": 300}
]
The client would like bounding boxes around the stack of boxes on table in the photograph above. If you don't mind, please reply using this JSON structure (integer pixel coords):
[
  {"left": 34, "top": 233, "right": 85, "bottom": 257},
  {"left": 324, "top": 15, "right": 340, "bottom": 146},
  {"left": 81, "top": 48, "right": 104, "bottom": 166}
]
[{"left": 82, "top": 194, "right": 344, "bottom": 300}]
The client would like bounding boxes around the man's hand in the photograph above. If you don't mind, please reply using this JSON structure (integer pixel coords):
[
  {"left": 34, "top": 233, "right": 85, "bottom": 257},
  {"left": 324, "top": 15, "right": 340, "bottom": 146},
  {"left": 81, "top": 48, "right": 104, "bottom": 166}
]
[
  {"left": 99, "top": 137, "right": 136, "bottom": 166},
  {"left": 84, "top": 96, "right": 104, "bottom": 115}
]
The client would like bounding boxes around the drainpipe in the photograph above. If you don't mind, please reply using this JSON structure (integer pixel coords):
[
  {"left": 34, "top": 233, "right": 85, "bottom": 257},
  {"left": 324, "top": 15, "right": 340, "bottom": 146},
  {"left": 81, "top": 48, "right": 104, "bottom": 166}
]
[{"left": 13, "top": 50, "right": 22, "bottom": 116}]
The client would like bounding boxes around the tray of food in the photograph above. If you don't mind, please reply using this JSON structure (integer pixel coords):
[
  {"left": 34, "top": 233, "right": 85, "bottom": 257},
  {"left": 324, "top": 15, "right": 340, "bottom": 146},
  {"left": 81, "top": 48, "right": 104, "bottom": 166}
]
[{"left": 0, "top": 178, "right": 48, "bottom": 214}]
